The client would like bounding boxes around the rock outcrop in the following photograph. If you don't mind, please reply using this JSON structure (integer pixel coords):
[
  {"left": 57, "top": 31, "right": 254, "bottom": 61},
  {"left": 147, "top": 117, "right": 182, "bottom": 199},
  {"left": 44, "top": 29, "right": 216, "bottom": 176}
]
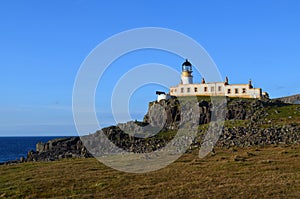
[
  {"left": 19, "top": 97, "right": 300, "bottom": 163},
  {"left": 276, "top": 94, "right": 300, "bottom": 104},
  {"left": 143, "top": 98, "right": 270, "bottom": 128},
  {"left": 213, "top": 125, "right": 299, "bottom": 148},
  {"left": 26, "top": 137, "right": 92, "bottom": 162}
]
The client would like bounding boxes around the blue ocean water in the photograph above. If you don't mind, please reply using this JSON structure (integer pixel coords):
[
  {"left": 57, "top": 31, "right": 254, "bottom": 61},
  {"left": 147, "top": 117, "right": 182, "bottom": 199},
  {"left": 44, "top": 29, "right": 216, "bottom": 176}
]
[{"left": 0, "top": 136, "right": 65, "bottom": 163}]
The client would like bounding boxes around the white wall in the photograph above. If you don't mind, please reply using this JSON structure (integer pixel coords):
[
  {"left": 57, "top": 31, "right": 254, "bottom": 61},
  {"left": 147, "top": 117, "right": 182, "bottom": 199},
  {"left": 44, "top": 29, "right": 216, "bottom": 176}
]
[
  {"left": 181, "top": 76, "right": 193, "bottom": 84},
  {"left": 170, "top": 83, "right": 262, "bottom": 98},
  {"left": 157, "top": 94, "right": 171, "bottom": 102}
]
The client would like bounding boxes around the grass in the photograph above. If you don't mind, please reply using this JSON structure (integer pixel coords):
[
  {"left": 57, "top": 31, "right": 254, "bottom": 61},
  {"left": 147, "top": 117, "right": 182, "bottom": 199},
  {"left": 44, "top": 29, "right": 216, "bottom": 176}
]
[
  {"left": 224, "top": 120, "right": 248, "bottom": 128},
  {"left": 151, "top": 129, "right": 177, "bottom": 140},
  {"left": 0, "top": 145, "right": 299, "bottom": 198},
  {"left": 223, "top": 103, "right": 300, "bottom": 128},
  {"left": 264, "top": 104, "right": 300, "bottom": 125}
]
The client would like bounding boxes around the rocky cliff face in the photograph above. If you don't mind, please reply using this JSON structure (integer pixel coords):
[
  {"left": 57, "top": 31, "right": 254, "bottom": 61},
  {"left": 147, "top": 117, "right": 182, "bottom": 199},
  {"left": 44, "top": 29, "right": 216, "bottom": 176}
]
[
  {"left": 26, "top": 137, "right": 92, "bottom": 162},
  {"left": 22, "top": 97, "right": 300, "bottom": 163},
  {"left": 276, "top": 94, "right": 300, "bottom": 104},
  {"left": 143, "top": 98, "right": 268, "bottom": 128}
]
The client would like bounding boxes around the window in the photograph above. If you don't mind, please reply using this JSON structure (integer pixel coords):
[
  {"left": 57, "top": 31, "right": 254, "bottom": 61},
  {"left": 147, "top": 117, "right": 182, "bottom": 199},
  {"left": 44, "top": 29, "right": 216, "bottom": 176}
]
[
  {"left": 227, "top": 89, "right": 231, "bottom": 94},
  {"left": 204, "top": 87, "right": 208, "bottom": 92},
  {"left": 235, "top": 88, "right": 239, "bottom": 94},
  {"left": 218, "top": 86, "right": 222, "bottom": 92},
  {"left": 187, "top": 88, "right": 190, "bottom": 93},
  {"left": 194, "top": 87, "right": 198, "bottom": 92},
  {"left": 242, "top": 88, "right": 246, "bottom": 93},
  {"left": 211, "top": 87, "right": 215, "bottom": 92},
  {"left": 181, "top": 88, "right": 184, "bottom": 93}
]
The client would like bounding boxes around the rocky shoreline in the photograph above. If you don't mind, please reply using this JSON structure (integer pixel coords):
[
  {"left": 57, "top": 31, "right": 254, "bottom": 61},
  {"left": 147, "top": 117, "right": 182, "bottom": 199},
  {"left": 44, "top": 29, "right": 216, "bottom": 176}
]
[{"left": 2, "top": 97, "right": 300, "bottom": 165}]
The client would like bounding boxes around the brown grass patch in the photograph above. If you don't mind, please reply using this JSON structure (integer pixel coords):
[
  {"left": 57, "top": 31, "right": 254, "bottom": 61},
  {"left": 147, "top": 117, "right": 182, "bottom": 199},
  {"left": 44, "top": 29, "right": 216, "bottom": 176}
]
[{"left": 0, "top": 145, "right": 299, "bottom": 198}]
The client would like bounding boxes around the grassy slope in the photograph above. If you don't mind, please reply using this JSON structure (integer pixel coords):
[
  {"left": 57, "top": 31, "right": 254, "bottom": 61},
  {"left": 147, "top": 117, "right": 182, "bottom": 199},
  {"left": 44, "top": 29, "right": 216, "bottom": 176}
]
[
  {"left": 225, "top": 103, "right": 300, "bottom": 128},
  {"left": 1, "top": 101, "right": 300, "bottom": 198},
  {"left": 0, "top": 145, "right": 299, "bottom": 198},
  {"left": 264, "top": 104, "right": 300, "bottom": 125}
]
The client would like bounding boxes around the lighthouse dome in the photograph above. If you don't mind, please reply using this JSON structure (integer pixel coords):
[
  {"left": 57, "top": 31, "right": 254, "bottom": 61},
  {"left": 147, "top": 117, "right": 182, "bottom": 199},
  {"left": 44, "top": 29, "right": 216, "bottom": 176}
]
[
  {"left": 182, "top": 59, "right": 192, "bottom": 73},
  {"left": 182, "top": 59, "right": 192, "bottom": 67}
]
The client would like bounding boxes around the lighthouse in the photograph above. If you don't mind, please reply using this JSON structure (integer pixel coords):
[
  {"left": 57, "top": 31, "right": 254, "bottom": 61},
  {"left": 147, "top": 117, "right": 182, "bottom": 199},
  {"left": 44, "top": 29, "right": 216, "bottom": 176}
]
[
  {"left": 181, "top": 59, "right": 193, "bottom": 84},
  {"left": 166, "top": 59, "right": 268, "bottom": 99}
]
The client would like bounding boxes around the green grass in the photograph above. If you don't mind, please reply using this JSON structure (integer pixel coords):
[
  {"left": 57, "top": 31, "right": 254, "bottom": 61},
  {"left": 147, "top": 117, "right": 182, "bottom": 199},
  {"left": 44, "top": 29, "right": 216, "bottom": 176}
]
[
  {"left": 151, "top": 129, "right": 177, "bottom": 140},
  {"left": 264, "top": 104, "right": 300, "bottom": 125},
  {"left": 224, "top": 120, "right": 248, "bottom": 128},
  {"left": 223, "top": 103, "right": 300, "bottom": 128},
  {"left": 0, "top": 145, "right": 299, "bottom": 198}
]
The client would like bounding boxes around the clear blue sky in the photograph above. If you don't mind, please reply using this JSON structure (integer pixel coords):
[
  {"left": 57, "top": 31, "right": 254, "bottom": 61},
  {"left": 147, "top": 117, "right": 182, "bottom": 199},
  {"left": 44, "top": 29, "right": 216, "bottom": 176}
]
[{"left": 1, "top": 0, "right": 300, "bottom": 136}]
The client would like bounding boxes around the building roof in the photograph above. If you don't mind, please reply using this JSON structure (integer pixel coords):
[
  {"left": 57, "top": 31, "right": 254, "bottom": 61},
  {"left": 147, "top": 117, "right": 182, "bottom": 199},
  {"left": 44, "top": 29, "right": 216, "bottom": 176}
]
[{"left": 182, "top": 59, "right": 192, "bottom": 67}]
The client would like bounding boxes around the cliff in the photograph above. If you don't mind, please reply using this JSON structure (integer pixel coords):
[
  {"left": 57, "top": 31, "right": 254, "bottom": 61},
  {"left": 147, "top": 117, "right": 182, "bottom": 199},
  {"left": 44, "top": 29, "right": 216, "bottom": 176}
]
[
  {"left": 276, "top": 94, "right": 300, "bottom": 104},
  {"left": 23, "top": 97, "right": 300, "bottom": 163}
]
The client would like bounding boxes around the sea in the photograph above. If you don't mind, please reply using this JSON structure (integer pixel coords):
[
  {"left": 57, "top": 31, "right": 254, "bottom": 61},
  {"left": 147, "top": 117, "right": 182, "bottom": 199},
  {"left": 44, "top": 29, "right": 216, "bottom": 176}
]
[{"left": 0, "top": 136, "right": 66, "bottom": 163}]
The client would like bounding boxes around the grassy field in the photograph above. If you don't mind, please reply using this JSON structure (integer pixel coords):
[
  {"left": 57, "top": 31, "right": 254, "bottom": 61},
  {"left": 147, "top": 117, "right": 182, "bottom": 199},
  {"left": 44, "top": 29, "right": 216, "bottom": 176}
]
[{"left": 0, "top": 145, "right": 299, "bottom": 198}]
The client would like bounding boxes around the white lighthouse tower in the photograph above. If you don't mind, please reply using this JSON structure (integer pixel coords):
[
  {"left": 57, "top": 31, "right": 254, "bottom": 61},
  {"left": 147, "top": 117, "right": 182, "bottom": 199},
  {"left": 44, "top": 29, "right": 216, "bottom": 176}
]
[{"left": 181, "top": 59, "right": 193, "bottom": 84}]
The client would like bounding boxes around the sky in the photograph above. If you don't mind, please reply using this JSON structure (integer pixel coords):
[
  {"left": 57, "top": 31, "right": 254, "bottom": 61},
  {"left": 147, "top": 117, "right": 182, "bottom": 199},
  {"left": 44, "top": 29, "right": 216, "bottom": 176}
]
[{"left": 0, "top": 0, "right": 300, "bottom": 136}]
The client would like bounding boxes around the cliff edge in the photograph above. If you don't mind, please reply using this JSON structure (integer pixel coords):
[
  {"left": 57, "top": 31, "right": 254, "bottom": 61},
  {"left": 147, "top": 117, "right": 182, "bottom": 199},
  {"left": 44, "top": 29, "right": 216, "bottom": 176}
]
[{"left": 20, "top": 97, "right": 300, "bottom": 163}]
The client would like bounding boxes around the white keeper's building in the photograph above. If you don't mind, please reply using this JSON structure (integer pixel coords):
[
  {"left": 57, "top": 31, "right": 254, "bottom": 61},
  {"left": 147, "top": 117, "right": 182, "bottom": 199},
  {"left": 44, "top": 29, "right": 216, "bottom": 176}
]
[{"left": 157, "top": 59, "right": 269, "bottom": 101}]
